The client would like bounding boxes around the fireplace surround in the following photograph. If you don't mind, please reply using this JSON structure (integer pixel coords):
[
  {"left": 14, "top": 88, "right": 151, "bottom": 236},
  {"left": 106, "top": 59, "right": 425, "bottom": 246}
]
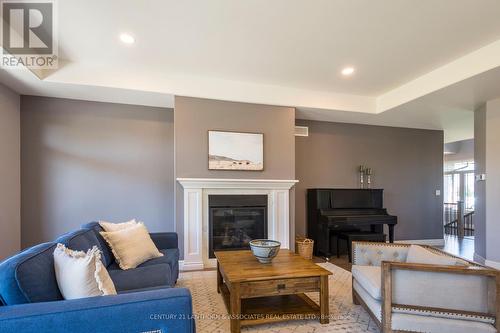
[{"left": 177, "top": 178, "right": 298, "bottom": 270}]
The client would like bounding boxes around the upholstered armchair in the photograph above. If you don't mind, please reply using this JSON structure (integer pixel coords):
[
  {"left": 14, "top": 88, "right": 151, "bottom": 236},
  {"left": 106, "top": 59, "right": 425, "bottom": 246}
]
[{"left": 351, "top": 241, "right": 500, "bottom": 333}]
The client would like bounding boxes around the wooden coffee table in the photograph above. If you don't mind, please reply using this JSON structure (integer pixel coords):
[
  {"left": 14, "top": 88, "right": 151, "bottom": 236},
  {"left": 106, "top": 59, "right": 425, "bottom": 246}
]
[{"left": 215, "top": 249, "right": 332, "bottom": 333}]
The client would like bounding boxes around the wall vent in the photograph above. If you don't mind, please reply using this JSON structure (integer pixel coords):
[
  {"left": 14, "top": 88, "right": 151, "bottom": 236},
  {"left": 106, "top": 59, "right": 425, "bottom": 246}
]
[{"left": 294, "top": 126, "right": 309, "bottom": 137}]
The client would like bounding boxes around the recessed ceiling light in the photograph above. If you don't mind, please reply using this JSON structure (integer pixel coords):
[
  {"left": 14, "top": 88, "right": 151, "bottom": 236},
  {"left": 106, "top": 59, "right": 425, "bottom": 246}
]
[
  {"left": 341, "top": 67, "right": 355, "bottom": 76},
  {"left": 119, "top": 33, "right": 135, "bottom": 44}
]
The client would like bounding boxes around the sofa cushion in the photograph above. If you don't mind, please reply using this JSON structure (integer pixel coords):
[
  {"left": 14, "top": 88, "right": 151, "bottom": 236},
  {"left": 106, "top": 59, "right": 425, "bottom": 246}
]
[
  {"left": 108, "top": 264, "right": 172, "bottom": 292},
  {"left": 109, "top": 249, "right": 179, "bottom": 284},
  {"left": 139, "top": 249, "right": 178, "bottom": 268},
  {"left": 81, "top": 222, "right": 115, "bottom": 267},
  {"left": 55, "top": 229, "right": 101, "bottom": 254},
  {"left": 351, "top": 265, "right": 381, "bottom": 300},
  {"left": 139, "top": 248, "right": 179, "bottom": 283},
  {"left": 0, "top": 242, "right": 63, "bottom": 305}
]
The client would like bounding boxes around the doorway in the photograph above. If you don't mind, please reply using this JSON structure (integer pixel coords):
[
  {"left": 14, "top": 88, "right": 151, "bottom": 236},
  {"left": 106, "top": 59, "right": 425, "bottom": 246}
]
[{"left": 443, "top": 161, "right": 475, "bottom": 238}]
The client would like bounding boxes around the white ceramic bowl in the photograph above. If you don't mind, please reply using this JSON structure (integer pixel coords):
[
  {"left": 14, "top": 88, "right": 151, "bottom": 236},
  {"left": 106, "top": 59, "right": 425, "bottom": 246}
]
[{"left": 249, "top": 239, "right": 281, "bottom": 264}]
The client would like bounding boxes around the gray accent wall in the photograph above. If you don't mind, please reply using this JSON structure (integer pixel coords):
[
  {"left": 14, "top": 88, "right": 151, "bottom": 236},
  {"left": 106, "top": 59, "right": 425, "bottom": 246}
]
[
  {"left": 15, "top": 94, "right": 447, "bottom": 257},
  {"left": 174, "top": 96, "right": 296, "bottom": 257},
  {"left": 0, "top": 84, "right": 20, "bottom": 260},
  {"left": 295, "top": 119, "right": 444, "bottom": 241},
  {"left": 21, "top": 96, "right": 175, "bottom": 248}
]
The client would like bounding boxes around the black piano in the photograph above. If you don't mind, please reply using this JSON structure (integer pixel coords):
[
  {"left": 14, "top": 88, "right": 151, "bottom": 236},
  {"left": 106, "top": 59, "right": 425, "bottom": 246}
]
[{"left": 307, "top": 188, "right": 397, "bottom": 257}]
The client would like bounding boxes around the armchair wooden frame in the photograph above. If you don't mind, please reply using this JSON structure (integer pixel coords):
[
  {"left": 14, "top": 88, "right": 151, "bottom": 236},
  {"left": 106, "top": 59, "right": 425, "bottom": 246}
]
[{"left": 351, "top": 242, "right": 500, "bottom": 333}]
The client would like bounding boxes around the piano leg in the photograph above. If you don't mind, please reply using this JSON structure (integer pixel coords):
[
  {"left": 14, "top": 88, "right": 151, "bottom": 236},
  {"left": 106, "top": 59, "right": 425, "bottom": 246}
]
[
  {"left": 388, "top": 224, "right": 394, "bottom": 243},
  {"left": 323, "top": 229, "right": 332, "bottom": 258}
]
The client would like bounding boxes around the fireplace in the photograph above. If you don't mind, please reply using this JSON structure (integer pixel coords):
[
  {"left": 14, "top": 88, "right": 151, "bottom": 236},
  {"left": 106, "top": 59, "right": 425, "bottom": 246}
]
[
  {"left": 208, "top": 195, "right": 267, "bottom": 258},
  {"left": 177, "top": 178, "right": 297, "bottom": 270}
]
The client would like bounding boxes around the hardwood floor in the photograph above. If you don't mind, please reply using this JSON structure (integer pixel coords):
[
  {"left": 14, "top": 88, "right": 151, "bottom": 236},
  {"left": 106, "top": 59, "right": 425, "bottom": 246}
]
[
  {"left": 440, "top": 235, "right": 474, "bottom": 261},
  {"left": 313, "top": 255, "right": 352, "bottom": 271}
]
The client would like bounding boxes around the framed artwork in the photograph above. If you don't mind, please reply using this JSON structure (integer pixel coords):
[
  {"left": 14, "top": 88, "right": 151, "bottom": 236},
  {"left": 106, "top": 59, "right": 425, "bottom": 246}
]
[{"left": 208, "top": 130, "right": 264, "bottom": 171}]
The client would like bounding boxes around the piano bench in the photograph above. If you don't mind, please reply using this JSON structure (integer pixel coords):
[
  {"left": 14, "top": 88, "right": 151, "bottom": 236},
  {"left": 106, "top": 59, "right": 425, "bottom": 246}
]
[{"left": 337, "top": 232, "right": 386, "bottom": 262}]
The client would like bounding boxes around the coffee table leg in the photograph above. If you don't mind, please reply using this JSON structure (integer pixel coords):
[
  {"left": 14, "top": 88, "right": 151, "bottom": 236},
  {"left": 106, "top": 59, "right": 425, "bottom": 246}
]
[
  {"left": 217, "top": 262, "right": 222, "bottom": 293},
  {"left": 230, "top": 282, "right": 241, "bottom": 333},
  {"left": 320, "top": 275, "right": 329, "bottom": 324}
]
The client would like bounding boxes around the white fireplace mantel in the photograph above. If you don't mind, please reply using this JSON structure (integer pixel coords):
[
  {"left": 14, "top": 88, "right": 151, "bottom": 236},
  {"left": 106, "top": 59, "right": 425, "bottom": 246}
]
[
  {"left": 177, "top": 178, "right": 298, "bottom": 271},
  {"left": 177, "top": 178, "right": 298, "bottom": 189}
]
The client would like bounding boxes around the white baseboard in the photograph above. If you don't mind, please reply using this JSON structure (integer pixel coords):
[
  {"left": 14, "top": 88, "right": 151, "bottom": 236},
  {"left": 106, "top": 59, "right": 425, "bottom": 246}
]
[
  {"left": 485, "top": 259, "right": 500, "bottom": 269},
  {"left": 474, "top": 253, "right": 486, "bottom": 265},
  {"left": 473, "top": 253, "right": 500, "bottom": 268},
  {"left": 179, "top": 259, "right": 217, "bottom": 271},
  {"left": 395, "top": 239, "right": 445, "bottom": 247},
  {"left": 179, "top": 260, "right": 204, "bottom": 271}
]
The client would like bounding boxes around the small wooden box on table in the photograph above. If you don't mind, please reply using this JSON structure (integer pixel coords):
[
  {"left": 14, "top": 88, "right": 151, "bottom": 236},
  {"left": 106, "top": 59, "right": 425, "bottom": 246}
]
[{"left": 215, "top": 250, "right": 332, "bottom": 333}]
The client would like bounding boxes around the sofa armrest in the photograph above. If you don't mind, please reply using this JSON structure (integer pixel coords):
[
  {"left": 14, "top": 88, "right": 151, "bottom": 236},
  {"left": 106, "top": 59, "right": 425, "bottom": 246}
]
[
  {"left": 150, "top": 232, "right": 178, "bottom": 250},
  {"left": 352, "top": 241, "right": 409, "bottom": 266},
  {"left": 381, "top": 261, "right": 500, "bottom": 332},
  {"left": 0, "top": 287, "right": 195, "bottom": 333}
]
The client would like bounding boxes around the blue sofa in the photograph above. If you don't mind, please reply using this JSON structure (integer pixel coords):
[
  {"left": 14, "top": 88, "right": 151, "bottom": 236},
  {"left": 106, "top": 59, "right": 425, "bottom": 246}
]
[{"left": 0, "top": 223, "right": 195, "bottom": 333}]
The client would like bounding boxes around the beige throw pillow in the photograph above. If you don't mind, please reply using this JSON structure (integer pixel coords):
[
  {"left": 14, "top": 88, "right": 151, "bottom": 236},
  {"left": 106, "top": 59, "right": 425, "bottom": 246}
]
[
  {"left": 99, "top": 219, "right": 138, "bottom": 232},
  {"left": 100, "top": 223, "right": 163, "bottom": 270},
  {"left": 53, "top": 244, "right": 117, "bottom": 300}
]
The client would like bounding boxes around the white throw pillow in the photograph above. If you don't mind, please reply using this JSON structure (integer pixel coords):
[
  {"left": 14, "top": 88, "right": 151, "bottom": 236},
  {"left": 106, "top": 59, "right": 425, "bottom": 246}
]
[
  {"left": 406, "top": 245, "right": 468, "bottom": 266},
  {"left": 99, "top": 219, "right": 138, "bottom": 232},
  {"left": 53, "top": 244, "right": 117, "bottom": 300},
  {"left": 100, "top": 223, "right": 163, "bottom": 270}
]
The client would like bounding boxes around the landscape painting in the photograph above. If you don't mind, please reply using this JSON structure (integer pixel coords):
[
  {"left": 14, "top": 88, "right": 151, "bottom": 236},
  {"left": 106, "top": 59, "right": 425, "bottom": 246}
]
[{"left": 208, "top": 131, "right": 264, "bottom": 171}]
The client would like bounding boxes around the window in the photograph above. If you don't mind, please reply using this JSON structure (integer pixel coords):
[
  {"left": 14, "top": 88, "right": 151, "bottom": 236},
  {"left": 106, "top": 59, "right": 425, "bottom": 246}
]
[
  {"left": 464, "top": 172, "right": 475, "bottom": 211},
  {"left": 443, "top": 161, "right": 475, "bottom": 211}
]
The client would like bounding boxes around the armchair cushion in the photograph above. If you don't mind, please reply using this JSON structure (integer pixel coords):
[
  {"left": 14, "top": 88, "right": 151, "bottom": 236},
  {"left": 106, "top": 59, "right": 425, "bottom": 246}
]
[
  {"left": 353, "top": 242, "right": 408, "bottom": 266},
  {"left": 406, "top": 245, "right": 468, "bottom": 266},
  {"left": 351, "top": 265, "right": 381, "bottom": 300}
]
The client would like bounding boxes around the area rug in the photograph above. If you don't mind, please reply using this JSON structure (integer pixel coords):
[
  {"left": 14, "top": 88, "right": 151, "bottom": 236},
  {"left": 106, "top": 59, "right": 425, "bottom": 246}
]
[{"left": 177, "top": 262, "right": 379, "bottom": 332}]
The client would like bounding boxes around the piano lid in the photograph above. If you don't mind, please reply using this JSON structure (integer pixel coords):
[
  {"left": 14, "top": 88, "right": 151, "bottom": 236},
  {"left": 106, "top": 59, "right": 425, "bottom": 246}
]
[{"left": 309, "top": 188, "right": 384, "bottom": 209}]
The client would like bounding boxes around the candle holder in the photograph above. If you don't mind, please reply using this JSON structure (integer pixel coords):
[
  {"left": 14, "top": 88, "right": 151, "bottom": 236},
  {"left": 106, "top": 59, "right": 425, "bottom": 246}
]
[
  {"left": 365, "top": 168, "right": 372, "bottom": 189},
  {"left": 358, "top": 165, "right": 365, "bottom": 189}
]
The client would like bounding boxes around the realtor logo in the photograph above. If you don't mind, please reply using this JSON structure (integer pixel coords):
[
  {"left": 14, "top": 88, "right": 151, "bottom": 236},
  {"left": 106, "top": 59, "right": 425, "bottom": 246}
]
[{"left": 1, "top": 0, "right": 57, "bottom": 68}]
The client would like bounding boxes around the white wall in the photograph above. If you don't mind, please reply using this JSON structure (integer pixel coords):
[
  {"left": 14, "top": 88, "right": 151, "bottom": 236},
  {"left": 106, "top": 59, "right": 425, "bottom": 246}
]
[{"left": 0, "top": 84, "right": 20, "bottom": 260}]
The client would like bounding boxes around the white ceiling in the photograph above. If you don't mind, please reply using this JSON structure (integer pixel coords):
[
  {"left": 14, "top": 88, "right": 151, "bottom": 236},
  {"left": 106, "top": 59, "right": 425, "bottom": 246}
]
[{"left": 3, "top": 0, "right": 500, "bottom": 142}]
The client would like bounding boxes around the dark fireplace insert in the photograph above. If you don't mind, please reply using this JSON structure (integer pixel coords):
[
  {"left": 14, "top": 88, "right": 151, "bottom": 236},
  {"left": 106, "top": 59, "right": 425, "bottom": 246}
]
[{"left": 209, "top": 195, "right": 267, "bottom": 258}]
